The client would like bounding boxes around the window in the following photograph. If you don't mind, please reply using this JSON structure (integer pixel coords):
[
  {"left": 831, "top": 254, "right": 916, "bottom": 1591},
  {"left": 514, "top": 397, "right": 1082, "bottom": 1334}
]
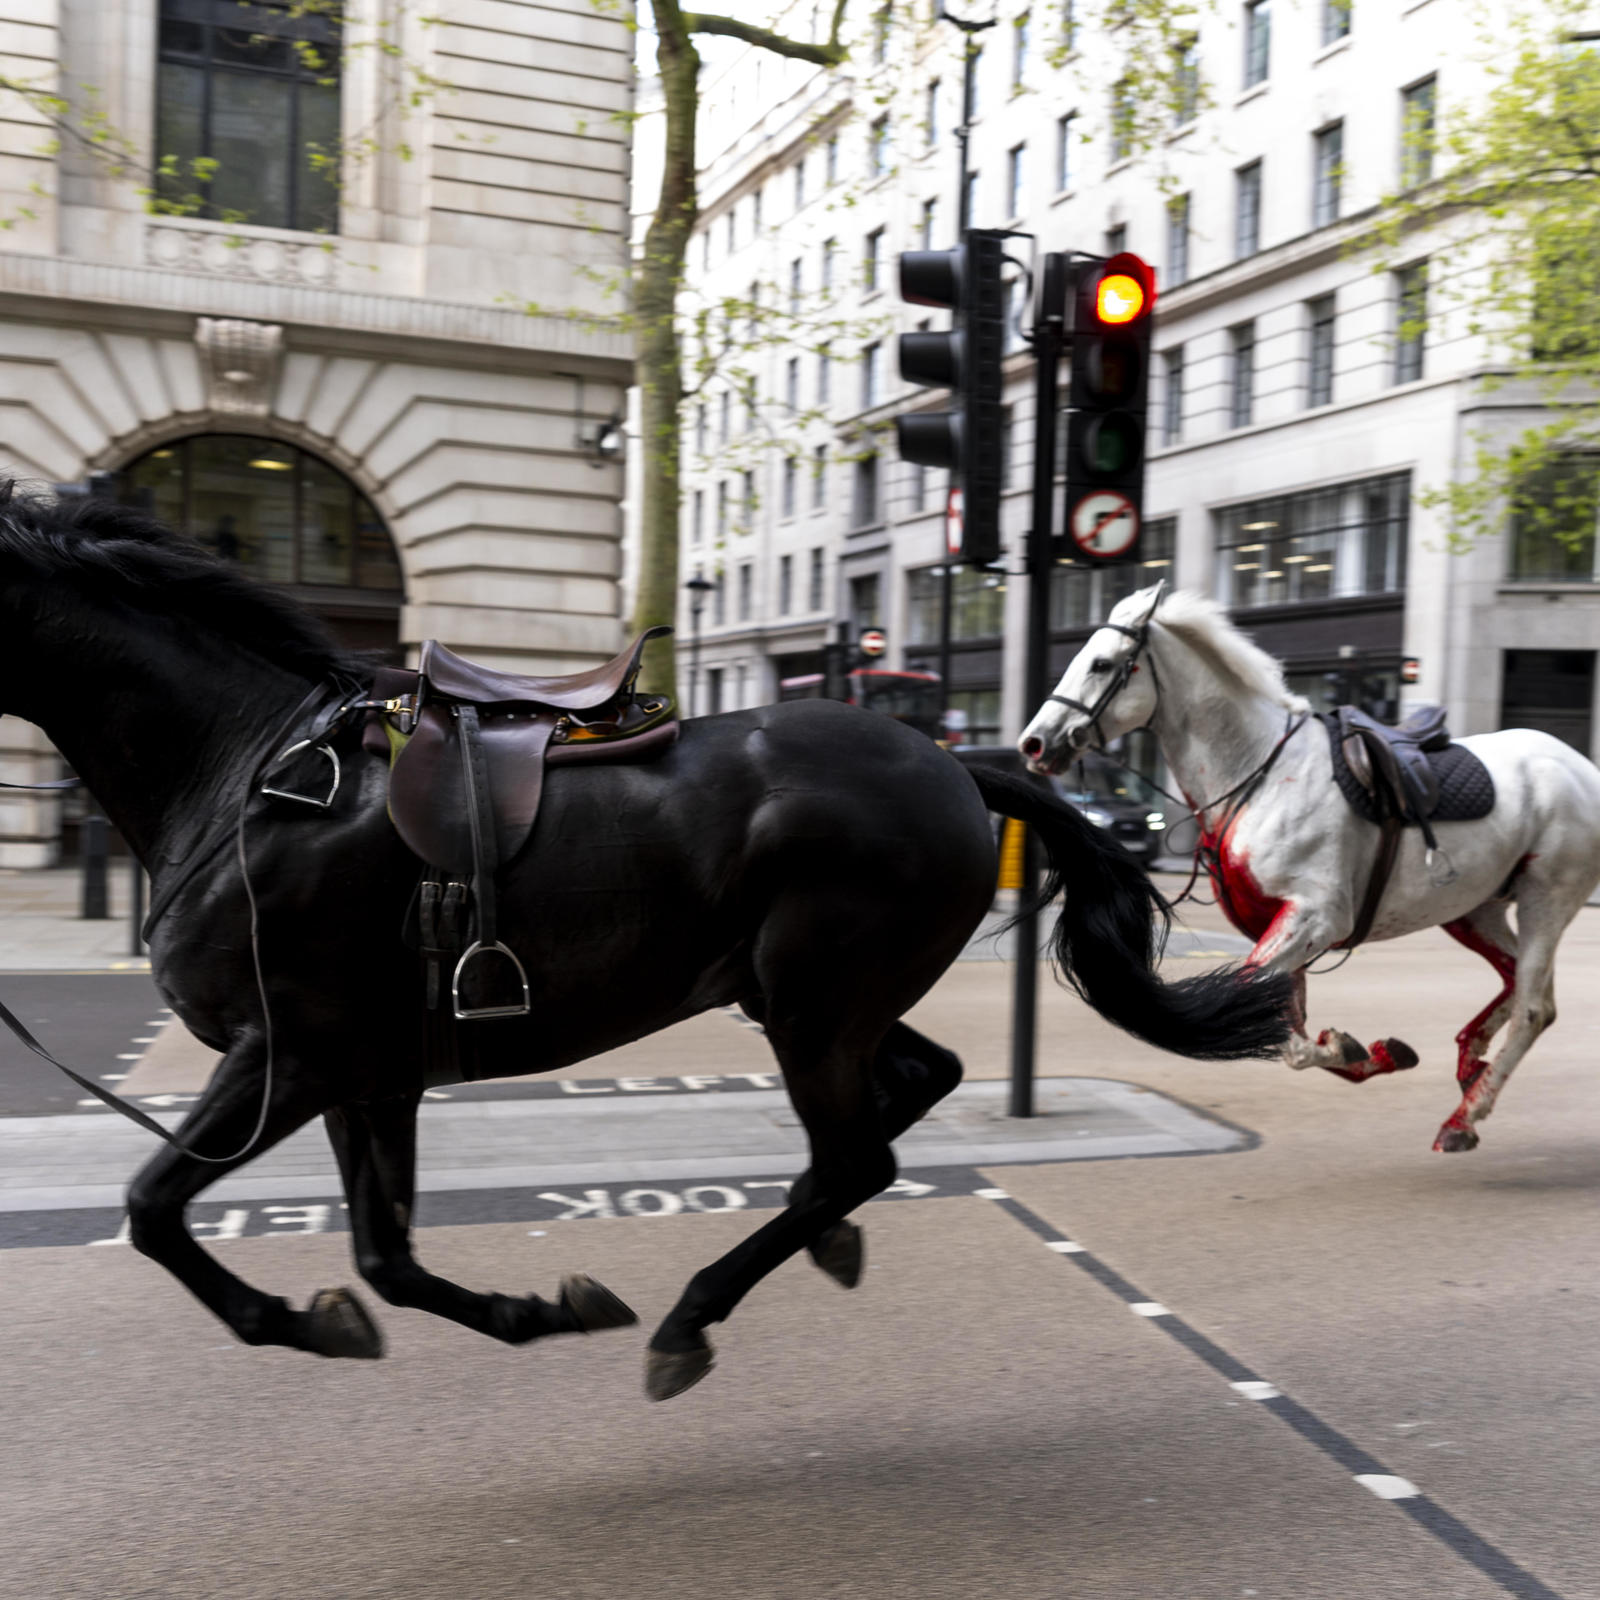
[
  {"left": 1062, "top": 0, "right": 1077, "bottom": 52},
  {"left": 1508, "top": 456, "right": 1600, "bottom": 582},
  {"left": 793, "top": 159, "right": 806, "bottom": 211},
  {"left": 1000, "top": 406, "right": 1015, "bottom": 488},
  {"left": 873, "top": 7, "right": 891, "bottom": 63},
  {"left": 1401, "top": 76, "right": 1436, "bottom": 188},
  {"left": 1109, "top": 78, "right": 1133, "bottom": 164},
  {"left": 1166, "top": 194, "right": 1190, "bottom": 287},
  {"left": 691, "top": 488, "right": 705, "bottom": 544},
  {"left": 753, "top": 185, "right": 763, "bottom": 233},
  {"left": 1012, "top": 14, "right": 1030, "bottom": 90},
  {"left": 712, "top": 580, "right": 726, "bottom": 630},
  {"left": 1161, "top": 347, "right": 1184, "bottom": 444},
  {"left": 910, "top": 460, "right": 928, "bottom": 511},
  {"left": 1215, "top": 472, "right": 1409, "bottom": 609},
  {"left": 740, "top": 470, "right": 755, "bottom": 530},
  {"left": 809, "top": 546, "right": 826, "bottom": 608},
  {"left": 926, "top": 79, "right": 940, "bottom": 146},
  {"left": 778, "top": 553, "right": 794, "bottom": 614},
  {"left": 861, "top": 342, "right": 882, "bottom": 409},
  {"left": 869, "top": 116, "right": 890, "bottom": 178},
  {"left": 1055, "top": 113, "right": 1075, "bottom": 191},
  {"left": 716, "top": 480, "right": 729, "bottom": 537},
  {"left": 920, "top": 197, "right": 938, "bottom": 249},
  {"left": 695, "top": 403, "right": 707, "bottom": 456},
  {"left": 968, "top": 45, "right": 983, "bottom": 118},
  {"left": 701, "top": 230, "right": 711, "bottom": 271},
  {"left": 1235, "top": 160, "right": 1262, "bottom": 258},
  {"left": 782, "top": 457, "right": 798, "bottom": 518},
  {"left": 852, "top": 454, "right": 881, "bottom": 527},
  {"left": 1394, "top": 262, "right": 1427, "bottom": 383},
  {"left": 1004, "top": 282, "right": 1025, "bottom": 353},
  {"left": 737, "top": 562, "right": 753, "bottom": 621},
  {"left": 812, "top": 446, "right": 828, "bottom": 509},
  {"left": 1007, "top": 144, "right": 1026, "bottom": 219},
  {"left": 964, "top": 169, "right": 979, "bottom": 225},
  {"left": 719, "top": 390, "right": 731, "bottom": 444},
  {"left": 155, "top": 0, "right": 342, "bottom": 233},
  {"left": 124, "top": 433, "right": 398, "bottom": 592},
  {"left": 818, "top": 348, "right": 832, "bottom": 405},
  {"left": 1243, "top": 0, "right": 1270, "bottom": 88},
  {"left": 1229, "top": 321, "right": 1256, "bottom": 428},
  {"left": 826, "top": 135, "right": 839, "bottom": 185},
  {"left": 726, "top": 209, "right": 737, "bottom": 254},
  {"left": 821, "top": 237, "right": 836, "bottom": 294},
  {"left": 1052, "top": 516, "right": 1176, "bottom": 630},
  {"left": 789, "top": 257, "right": 803, "bottom": 313},
  {"left": 1312, "top": 122, "right": 1343, "bottom": 227},
  {"left": 850, "top": 573, "right": 882, "bottom": 633},
  {"left": 1307, "top": 294, "right": 1336, "bottom": 406},
  {"left": 1502, "top": 651, "right": 1595, "bottom": 753},
  {"left": 864, "top": 228, "right": 885, "bottom": 293},
  {"left": 907, "top": 564, "right": 1005, "bottom": 643},
  {"left": 1105, "top": 222, "right": 1127, "bottom": 255},
  {"left": 745, "top": 280, "right": 760, "bottom": 339},
  {"left": 785, "top": 356, "right": 800, "bottom": 410},
  {"left": 1173, "top": 36, "right": 1199, "bottom": 125},
  {"left": 1321, "top": 0, "right": 1351, "bottom": 46}
]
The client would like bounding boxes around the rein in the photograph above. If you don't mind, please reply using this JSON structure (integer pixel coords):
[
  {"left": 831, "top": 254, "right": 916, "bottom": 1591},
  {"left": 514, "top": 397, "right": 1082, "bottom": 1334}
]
[{"left": 0, "top": 678, "right": 360, "bottom": 1163}]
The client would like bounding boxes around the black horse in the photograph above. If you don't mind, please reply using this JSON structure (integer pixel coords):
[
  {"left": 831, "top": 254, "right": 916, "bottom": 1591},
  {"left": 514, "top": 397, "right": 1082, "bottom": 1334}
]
[{"left": 0, "top": 493, "right": 1290, "bottom": 1399}]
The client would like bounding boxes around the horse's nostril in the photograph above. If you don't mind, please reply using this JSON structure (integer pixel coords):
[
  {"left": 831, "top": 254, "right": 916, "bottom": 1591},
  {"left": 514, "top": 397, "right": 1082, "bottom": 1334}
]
[{"left": 1021, "top": 736, "right": 1044, "bottom": 759}]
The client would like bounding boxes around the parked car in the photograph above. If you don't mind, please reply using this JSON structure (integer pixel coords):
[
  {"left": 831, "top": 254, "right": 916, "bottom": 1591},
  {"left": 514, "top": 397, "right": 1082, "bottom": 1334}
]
[{"left": 951, "top": 744, "right": 1168, "bottom": 866}]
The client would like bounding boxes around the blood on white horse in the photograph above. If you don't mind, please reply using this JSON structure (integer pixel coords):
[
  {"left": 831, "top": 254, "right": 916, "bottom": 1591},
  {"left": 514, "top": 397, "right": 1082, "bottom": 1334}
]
[{"left": 1019, "top": 585, "right": 1600, "bottom": 1152}]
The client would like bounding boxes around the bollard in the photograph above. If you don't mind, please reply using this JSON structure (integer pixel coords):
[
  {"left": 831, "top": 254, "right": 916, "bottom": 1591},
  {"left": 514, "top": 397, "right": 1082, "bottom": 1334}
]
[
  {"left": 80, "top": 813, "right": 109, "bottom": 920},
  {"left": 129, "top": 857, "right": 146, "bottom": 956}
]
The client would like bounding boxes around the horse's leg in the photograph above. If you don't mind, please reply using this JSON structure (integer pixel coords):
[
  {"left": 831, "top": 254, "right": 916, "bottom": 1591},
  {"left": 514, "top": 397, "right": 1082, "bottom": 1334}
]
[
  {"left": 325, "top": 1096, "right": 636, "bottom": 1342},
  {"left": 794, "top": 1021, "right": 964, "bottom": 1289},
  {"left": 1433, "top": 880, "right": 1574, "bottom": 1153},
  {"left": 126, "top": 1036, "right": 380, "bottom": 1357},
  {"left": 1441, "top": 902, "right": 1519, "bottom": 1092},
  {"left": 645, "top": 1015, "right": 897, "bottom": 1402},
  {"left": 1258, "top": 908, "right": 1418, "bottom": 1084}
]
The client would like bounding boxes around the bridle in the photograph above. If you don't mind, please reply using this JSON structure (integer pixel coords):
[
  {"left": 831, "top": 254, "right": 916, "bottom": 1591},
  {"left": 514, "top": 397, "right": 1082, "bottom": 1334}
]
[{"left": 1044, "top": 582, "right": 1166, "bottom": 753}]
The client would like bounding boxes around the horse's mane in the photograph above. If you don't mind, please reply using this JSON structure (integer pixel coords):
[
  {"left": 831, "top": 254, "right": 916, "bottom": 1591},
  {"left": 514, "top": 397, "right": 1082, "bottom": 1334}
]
[
  {"left": 1111, "top": 586, "right": 1309, "bottom": 712},
  {"left": 0, "top": 482, "right": 364, "bottom": 682}
]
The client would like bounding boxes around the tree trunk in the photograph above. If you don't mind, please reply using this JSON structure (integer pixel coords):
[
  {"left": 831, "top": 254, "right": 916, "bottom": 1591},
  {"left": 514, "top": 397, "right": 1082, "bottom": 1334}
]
[{"left": 631, "top": 7, "right": 701, "bottom": 701}]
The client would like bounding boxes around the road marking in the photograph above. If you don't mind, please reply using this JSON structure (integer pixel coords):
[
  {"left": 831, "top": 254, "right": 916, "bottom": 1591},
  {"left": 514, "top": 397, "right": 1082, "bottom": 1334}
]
[
  {"left": 972, "top": 1187, "right": 1009, "bottom": 1199},
  {"left": 1357, "top": 1474, "right": 1421, "bottom": 1501},
  {"left": 130, "top": 1036, "right": 157, "bottom": 1044},
  {"left": 100, "top": 1074, "right": 126, "bottom": 1082},
  {"left": 980, "top": 1192, "right": 1567, "bottom": 1600}
]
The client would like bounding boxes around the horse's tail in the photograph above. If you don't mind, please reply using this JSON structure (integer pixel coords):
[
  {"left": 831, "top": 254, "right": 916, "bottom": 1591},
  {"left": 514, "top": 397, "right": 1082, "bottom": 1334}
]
[{"left": 969, "top": 766, "right": 1292, "bottom": 1060}]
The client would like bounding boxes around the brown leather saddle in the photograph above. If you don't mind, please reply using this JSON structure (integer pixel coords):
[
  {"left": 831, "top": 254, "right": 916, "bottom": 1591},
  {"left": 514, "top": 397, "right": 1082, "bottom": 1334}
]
[{"left": 361, "top": 626, "right": 677, "bottom": 1022}]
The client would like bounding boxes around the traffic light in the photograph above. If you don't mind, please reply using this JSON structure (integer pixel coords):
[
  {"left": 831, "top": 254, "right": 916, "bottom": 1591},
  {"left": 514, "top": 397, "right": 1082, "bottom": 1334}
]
[
  {"left": 894, "top": 230, "right": 1007, "bottom": 567},
  {"left": 1060, "top": 251, "right": 1156, "bottom": 566}
]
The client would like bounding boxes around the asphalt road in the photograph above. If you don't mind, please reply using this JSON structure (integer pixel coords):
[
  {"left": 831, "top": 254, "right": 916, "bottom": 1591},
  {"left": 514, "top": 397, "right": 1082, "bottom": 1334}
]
[
  {"left": 0, "top": 972, "right": 166, "bottom": 1116},
  {"left": 0, "top": 909, "right": 1598, "bottom": 1597}
]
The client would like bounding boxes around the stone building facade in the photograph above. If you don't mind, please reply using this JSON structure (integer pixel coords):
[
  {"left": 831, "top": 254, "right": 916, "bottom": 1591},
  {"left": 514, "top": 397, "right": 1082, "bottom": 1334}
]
[{"left": 0, "top": 0, "right": 633, "bottom": 865}]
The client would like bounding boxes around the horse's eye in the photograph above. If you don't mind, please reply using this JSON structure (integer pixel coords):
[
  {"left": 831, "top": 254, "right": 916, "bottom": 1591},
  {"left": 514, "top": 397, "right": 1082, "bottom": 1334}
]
[{"left": 1089, "top": 658, "right": 1112, "bottom": 674}]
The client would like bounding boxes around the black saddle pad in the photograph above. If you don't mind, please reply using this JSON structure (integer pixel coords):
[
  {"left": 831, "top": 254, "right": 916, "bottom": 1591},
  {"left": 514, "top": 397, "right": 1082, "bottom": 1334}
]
[{"left": 1321, "top": 717, "right": 1496, "bottom": 825}]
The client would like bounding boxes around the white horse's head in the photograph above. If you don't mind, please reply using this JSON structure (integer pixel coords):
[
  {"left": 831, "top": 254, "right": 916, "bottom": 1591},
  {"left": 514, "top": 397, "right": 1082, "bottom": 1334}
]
[{"left": 1019, "top": 583, "right": 1166, "bottom": 773}]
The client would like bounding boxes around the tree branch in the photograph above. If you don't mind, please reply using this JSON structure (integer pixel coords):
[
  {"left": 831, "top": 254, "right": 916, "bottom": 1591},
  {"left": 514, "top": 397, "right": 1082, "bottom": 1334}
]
[{"left": 683, "top": 11, "right": 846, "bottom": 65}]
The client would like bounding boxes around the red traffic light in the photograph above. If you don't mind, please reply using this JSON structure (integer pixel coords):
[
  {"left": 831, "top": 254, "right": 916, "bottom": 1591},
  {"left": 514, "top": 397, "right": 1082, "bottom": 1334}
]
[{"left": 1083, "top": 252, "right": 1157, "bottom": 330}]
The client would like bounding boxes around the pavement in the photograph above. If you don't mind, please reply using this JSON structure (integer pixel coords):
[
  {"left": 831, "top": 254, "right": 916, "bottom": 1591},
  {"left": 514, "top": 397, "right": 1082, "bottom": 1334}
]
[{"left": 2, "top": 868, "right": 1600, "bottom": 1596}]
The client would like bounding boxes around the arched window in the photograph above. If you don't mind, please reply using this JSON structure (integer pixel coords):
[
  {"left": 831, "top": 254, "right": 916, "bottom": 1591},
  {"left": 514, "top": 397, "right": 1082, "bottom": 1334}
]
[{"left": 124, "top": 434, "right": 402, "bottom": 651}]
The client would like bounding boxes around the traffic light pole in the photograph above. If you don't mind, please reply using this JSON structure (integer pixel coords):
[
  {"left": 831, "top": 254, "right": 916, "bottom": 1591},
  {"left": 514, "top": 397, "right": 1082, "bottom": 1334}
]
[{"left": 1008, "top": 253, "right": 1066, "bottom": 1120}]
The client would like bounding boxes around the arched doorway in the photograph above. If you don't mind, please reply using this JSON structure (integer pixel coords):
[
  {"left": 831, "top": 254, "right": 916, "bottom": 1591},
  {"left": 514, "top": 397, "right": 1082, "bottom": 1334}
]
[{"left": 122, "top": 434, "right": 404, "bottom": 655}]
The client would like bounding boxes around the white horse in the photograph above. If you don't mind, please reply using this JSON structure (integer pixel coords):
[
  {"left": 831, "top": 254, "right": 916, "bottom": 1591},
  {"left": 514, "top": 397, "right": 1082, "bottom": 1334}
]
[{"left": 1018, "top": 584, "right": 1600, "bottom": 1152}]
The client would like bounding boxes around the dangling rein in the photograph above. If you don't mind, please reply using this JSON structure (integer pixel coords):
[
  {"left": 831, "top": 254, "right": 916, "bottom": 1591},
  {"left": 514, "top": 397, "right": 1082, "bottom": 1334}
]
[{"left": 0, "top": 680, "right": 362, "bottom": 1162}]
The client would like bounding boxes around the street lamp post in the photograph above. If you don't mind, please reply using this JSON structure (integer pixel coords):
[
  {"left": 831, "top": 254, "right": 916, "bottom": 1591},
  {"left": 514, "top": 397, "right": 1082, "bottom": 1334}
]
[
  {"left": 936, "top": 1, "right": 997, "bottom": 739},
  {"left": 684, "top": 571, "right": 715, "bottom": 717}
]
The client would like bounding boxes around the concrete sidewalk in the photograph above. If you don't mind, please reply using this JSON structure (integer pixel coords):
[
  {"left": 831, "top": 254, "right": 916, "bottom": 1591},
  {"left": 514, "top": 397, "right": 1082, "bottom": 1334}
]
[{"left": 0, "top": 866, "right": 149, "bottom": 971}]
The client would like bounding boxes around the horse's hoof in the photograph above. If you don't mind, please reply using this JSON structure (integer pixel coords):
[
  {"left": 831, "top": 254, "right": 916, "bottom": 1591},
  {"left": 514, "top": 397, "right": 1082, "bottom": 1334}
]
[
  {"left": 1380, "top": 1038, "right": 1419, "bottom": 1071},
  {"left": 305, "top": 1287, "right": 384, "bottom": 1359},
  {"left": 1433, "top": 1122, "right": 1480, "bottom": 1154},
  {"left": 809, "top": 1221, "right": 864, "bottom": 1290},
  {"left": 1333, "top": 1030, "right": 1368, "bottom": 1066},
  {"left": 560, "top": 1273, "right": 639, "bottom": 1333},
  {"left": 644, "top": 1338, "right": 715, "bottom": 1402}
]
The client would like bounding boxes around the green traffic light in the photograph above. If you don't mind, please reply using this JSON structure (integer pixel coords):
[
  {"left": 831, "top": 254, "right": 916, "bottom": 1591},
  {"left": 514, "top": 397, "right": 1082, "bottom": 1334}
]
[{"left": 1080, "top": 413, "right": 1142, "bottom": 474}]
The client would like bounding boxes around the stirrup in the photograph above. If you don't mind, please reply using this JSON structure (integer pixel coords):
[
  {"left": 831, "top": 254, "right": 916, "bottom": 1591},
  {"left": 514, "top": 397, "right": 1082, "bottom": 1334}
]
[
  {"left": 451, "top": 940, "right": 532, "bottom": 1021},
  {"left": 260, "top": 740, "right": 341, "bottom": 809}
]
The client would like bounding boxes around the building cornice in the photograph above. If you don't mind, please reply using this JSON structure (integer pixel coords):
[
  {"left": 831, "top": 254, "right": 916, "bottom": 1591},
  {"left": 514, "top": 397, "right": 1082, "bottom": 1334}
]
[{"left": 0, "top": 252, "right": 633, "bottom": 371}]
